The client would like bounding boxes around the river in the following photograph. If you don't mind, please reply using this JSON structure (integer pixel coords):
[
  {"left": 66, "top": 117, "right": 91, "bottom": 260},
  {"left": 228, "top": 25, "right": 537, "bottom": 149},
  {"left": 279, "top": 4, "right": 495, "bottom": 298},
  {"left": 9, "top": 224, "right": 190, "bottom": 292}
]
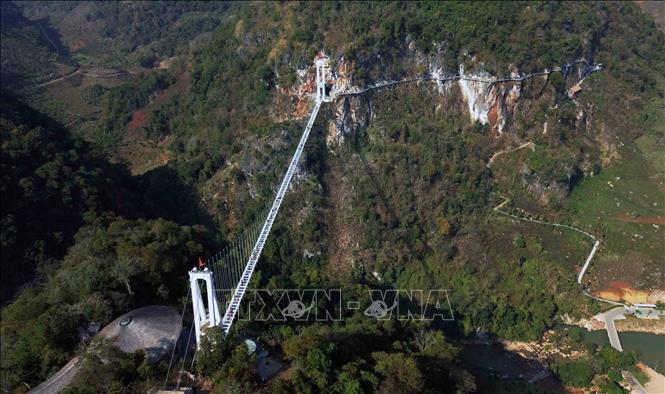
[
  {"left": 460, "top": 330, "right": 664, "bottom": 391},
  {"left": 460, "top": 342, "right": 565, "bottom": 392},
  {"left": 577, "top": 329, "right": 665, "bottom": 372}
]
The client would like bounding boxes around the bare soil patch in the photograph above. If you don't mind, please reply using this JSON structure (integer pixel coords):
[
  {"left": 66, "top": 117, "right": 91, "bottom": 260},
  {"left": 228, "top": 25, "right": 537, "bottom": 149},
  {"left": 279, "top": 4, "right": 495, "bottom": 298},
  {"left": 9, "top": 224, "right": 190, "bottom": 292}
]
[
  {"left": 594, "top": 280, "right": 652, "bottom": 304},
  {"left": 114, "top": 73, "right": 188, "bottom": 174},
  {"left": 617, "top": 213, "right": 665, "bottom": 225},
  {"left": 127, "top": 109, "right": 148, "bottom": 130}
]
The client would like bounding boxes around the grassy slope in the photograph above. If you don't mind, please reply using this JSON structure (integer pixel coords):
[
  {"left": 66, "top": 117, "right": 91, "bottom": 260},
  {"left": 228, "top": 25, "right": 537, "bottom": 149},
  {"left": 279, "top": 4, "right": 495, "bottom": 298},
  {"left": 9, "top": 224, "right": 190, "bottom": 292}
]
[
  {"left": 488, "top": 3, "right": 665, "bottom": 298},
  {"left": 566, "top": 97, "right": 665, "bottom": 297},
  {"left": 6, "top": 2, "right": 234, "bottom": 174},
  {"left": 0, "top": 2, "right": 75, "bottom": 88}
]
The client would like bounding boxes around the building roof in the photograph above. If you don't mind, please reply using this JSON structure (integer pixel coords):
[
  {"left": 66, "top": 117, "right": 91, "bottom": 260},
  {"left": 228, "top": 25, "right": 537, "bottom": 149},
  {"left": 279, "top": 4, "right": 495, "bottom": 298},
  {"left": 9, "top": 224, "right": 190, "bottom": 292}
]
[
  {"left": 30, "top": 305, "right": 181, "bottom": 393},
  {"left": 99, "top": 305, "right": 181, "bottom": 362}
]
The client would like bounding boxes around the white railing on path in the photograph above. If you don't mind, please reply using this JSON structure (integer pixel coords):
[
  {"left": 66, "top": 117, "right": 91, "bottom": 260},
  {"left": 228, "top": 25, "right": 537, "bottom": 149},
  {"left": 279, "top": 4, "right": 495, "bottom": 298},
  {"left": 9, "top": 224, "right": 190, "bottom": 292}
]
[{"left": 334, "top": 60, "right": 600, "bottom": 99}]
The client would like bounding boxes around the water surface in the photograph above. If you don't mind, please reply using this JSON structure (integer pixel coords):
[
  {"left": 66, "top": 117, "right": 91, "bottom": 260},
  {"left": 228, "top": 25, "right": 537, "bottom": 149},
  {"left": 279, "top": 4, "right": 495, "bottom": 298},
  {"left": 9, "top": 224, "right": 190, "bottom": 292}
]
[{"left": 578, "top": 329, "right": 665, "bottom": 372}]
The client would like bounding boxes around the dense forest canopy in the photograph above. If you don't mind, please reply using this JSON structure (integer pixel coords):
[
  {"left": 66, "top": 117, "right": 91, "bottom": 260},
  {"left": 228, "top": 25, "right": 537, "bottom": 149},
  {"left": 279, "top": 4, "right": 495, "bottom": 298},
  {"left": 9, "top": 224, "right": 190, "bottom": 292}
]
[
  {"left": 0, "top": 95, "right": 135, "bottom": 302},
  {"left": 1, "top": 1, "right": 664, "bottom": 393}
]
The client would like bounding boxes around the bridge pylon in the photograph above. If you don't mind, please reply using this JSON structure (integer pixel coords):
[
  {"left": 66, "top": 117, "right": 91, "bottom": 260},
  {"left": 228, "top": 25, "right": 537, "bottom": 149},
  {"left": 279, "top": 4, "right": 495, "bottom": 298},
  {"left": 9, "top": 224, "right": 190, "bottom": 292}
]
[
  {"left": 189, "top": 267, "right": 221, "bottom": 347},
  {"left": 315, "top": 52, "right": 331, "bottom": 103}
]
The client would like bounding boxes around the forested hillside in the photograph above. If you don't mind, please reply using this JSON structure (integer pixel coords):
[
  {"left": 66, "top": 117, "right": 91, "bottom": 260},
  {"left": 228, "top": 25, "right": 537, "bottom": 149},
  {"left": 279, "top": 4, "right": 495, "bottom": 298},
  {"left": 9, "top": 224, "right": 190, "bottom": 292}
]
[
  {"left": 0, "top": 94, "right": 214, "bottom": 391},
  {"left": 0, "top": 2, "right": 74, "bottom": 89},
  {"left": 0, "top": 94, "right": 136, "bottom": 302},
  {"left": 1, "top": 1, "right": 663, "bottom": 393}
]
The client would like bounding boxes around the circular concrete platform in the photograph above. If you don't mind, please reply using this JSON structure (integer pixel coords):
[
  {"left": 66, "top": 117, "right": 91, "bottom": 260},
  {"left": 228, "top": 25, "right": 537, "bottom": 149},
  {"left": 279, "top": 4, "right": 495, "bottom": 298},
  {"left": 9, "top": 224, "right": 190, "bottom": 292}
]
[{"left": 99, "top": 305, "right": 181, "bottom": 362}]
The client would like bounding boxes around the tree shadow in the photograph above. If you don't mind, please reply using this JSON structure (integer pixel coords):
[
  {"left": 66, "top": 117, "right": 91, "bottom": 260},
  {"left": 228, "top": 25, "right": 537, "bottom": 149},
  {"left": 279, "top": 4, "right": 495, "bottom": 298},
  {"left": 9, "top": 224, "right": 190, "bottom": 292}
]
[
  {"left": 461, "top": 340, "right": 566, "bottom": 393},
  {"left": 136, "top": 166, "right": 215, "bottom": 228},
  {"left": 348, "top": 128, "right": 434, "bottom": 265},
  {"left": 0, "top": 94, "right": 215, "bottom": 303},
  {"left": 33, "top": 17, "right": 70, "bottom": 56}
]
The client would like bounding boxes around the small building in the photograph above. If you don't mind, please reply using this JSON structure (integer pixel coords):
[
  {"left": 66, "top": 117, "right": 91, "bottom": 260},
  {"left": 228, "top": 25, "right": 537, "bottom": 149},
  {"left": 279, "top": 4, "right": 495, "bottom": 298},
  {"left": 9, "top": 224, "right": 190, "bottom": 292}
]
[
  {"left": 633, "top": 303, "right": 657, "bottom": 308},
  {"left": 242, "top": 337, "right": 285, "bottom": 381}
]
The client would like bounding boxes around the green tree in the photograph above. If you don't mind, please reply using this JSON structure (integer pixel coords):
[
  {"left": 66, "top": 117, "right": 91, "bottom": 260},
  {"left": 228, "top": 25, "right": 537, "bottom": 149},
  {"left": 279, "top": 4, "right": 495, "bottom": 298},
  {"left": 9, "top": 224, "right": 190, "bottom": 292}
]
[
  {"left": 214, "top": 344, "right": 258, "bottom": 392},
  {"left": 196, "top": 327, "right": 233, "bottom": 375},
  {"left": 373, "top": 352, "right": 424, "bottom": 393},
  {"left": 553, "top": 361, "right": 594, "bottom": 387},
  {"left": 411, "top": 329, "right": 458, "bottom": 359}
]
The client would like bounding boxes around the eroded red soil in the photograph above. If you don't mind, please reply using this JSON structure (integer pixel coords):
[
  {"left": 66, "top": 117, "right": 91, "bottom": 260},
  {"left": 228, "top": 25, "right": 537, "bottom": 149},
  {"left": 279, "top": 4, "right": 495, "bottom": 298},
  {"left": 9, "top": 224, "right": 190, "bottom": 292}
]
[
  {"left": 127, "top": 109, "right": 147, "bottom": 130},
  {"left": 594, "top": 280, "right": 665, "bottom": 304}
]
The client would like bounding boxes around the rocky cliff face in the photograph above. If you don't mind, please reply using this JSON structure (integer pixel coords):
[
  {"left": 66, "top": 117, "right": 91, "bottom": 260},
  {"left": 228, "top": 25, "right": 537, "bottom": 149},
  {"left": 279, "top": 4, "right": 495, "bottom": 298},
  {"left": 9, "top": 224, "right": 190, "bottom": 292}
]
[
  {"left": 324, "top": 58, "right": 382, "bottom": 148},
  {"left": 489, "top": 83, "right": 522, "bottom": 134},
  {"left": 458, "top": 75, "right": 522, "bottom": 135},
  {"left": 326, "top": 94, "right": 372, "bottom": 147},
  {"left": 311, "top": 55, "right": 605, "bottom": 210},
  {"left": 324, "top": 59, "right": 528, "bottom": 148},
  {"left": 272, "top": 67, "right": 316, "bottom": 122},
  {"left": 456, "top": 65, "right": 493, "bottom": 125},
  {"left": 274, "top": 50, "right": 597, "bottom": 208}
]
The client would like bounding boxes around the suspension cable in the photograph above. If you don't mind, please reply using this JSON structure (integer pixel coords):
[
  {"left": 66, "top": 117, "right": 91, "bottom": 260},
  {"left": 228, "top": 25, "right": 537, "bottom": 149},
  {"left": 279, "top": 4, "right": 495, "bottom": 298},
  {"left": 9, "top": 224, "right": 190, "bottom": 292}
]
[
  {"left": 176, "top": 284, "right": 197, "bottom": 389},
  {"left": 163, "top": 289, "right": 190, "bottom": 389}
]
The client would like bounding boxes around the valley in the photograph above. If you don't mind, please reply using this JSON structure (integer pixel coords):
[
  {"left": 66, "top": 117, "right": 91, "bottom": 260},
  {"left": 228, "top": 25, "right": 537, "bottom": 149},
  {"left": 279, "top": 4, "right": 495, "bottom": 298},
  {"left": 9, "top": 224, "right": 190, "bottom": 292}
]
[{"left": 1, "top": 2, "right": 663, "bottom": 393}]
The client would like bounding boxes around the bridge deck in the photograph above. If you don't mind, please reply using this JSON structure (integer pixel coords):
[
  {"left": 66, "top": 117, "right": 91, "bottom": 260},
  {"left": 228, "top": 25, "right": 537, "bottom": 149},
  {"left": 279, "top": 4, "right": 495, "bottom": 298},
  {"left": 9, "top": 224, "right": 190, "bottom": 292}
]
[{"left": 220, "top": 100, "right": 322, "bottom": 334}]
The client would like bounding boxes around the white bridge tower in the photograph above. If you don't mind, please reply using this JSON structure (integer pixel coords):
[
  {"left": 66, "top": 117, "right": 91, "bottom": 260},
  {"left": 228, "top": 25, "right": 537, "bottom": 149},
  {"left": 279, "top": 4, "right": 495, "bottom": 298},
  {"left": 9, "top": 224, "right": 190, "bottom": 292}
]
[
  {"left": 315, "top": 53, "right": 331, "bottom": 103},
  {"left": 189, "top": 267, "right": 221, "bottom": 346}
]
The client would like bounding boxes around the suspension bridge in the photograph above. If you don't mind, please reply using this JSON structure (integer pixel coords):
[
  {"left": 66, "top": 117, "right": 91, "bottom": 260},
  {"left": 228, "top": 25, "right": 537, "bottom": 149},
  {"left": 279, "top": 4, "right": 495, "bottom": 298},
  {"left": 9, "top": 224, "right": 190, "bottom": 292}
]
[
  {"left": 187, "top": 54, "right": 331, "bottom": 346},
  {"left": 187, "top": 53, "right": 603, "bottom": 347}
]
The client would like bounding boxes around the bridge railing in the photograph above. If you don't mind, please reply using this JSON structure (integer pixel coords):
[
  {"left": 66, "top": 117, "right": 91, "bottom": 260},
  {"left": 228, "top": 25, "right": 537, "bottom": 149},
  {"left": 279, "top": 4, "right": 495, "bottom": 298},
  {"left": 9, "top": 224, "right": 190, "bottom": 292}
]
[
  {"left": 333, "top": 60, "right": 601, "bottom": 99},
  {"left": 209, "top": 100, "right": 322, "bottom": 334}
]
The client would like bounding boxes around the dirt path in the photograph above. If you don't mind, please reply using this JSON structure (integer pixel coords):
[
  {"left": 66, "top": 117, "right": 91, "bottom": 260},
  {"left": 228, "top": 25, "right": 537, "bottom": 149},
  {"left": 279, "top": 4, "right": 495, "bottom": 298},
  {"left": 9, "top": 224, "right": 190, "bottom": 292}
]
[
  {"left": 36, "top": 67, "right": 81, "bottom": 87},
  {"left": 36, "top": 68, "right": 128, "bottom": 88},
  {"left": 617, "top": 214, "right": 665, "bottom": 225},
  {"left": 487, "top": 141, "right": 535, "bottom": 168},
  {"left": 36, "top": 21, "right": 61, "bottom": 53}
]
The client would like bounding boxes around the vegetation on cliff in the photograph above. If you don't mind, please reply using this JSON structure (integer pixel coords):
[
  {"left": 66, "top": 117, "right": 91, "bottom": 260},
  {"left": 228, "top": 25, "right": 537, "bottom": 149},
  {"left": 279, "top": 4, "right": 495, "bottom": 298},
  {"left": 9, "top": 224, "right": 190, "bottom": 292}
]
[{"left": 1, "top": 1, "right": 663, "bottom": 392}]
